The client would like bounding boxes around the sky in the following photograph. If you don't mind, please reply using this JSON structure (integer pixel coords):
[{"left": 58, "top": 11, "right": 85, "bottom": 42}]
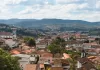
[{"left": 0, "top": 0, "right": 100, "bottom": 22}]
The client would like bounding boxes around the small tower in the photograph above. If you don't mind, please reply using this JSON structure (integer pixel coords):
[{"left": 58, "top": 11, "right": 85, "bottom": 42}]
[
  {"left": 77, "top": 49, "right": 86, "bottom": 69},
  {"left": 81, "top": 49, "right": 86, "bottom": 58},
  {"left": 11, "top": 26, "right": 17, "bottom": 39}
]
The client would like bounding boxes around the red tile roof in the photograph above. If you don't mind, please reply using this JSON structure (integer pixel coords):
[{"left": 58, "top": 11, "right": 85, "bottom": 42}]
[
  {"left": 25, "top": 64, "right": 37, "bottom": 70},
  {"left": 50, "top": 67, "right": 63, "bottom": 70},
  {"left": 35, "top": 50, "right": 49, "bottom": 55},
  {"left": 40, "top": 63, "right": 44, "bottom": 69},
  {"left": 10, "top": 48, "right": 21, "bottom": 55},
  {"left": 41, "top": 53, "right": 53, "bottom": 57},
  {"left": 22, "top": 49, "right": 32, "bottom": 54},
  {"left": 0, "top": 32, "right": 12, "bottom": 36},
  {"left": 62, "top": 53, "right": 70, "bottom": 59},
  {"left": 78, "top": 57, "right": 97, "bottom": 70}
]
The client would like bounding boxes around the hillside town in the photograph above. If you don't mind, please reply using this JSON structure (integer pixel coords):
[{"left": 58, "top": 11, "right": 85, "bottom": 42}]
[
  {"left": 0, "top": 27, "right": 100, "bottom": 70},
  {"left": 0, "top": 0, "right": 100, "bottom": 70}
]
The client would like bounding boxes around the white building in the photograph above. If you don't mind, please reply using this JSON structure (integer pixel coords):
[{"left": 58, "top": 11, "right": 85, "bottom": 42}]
[{"left": 0, "top": 32, "right": 13, "bottom": 39}]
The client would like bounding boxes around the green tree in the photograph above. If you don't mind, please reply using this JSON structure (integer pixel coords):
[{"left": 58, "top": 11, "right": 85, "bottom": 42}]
[
  {"left": 66, "top": 50, "right": 81, "bottom": 56},
  {"left": 24, "top": 37, "right": 31, "bottom": 43},
  {"left": 96, "top": 65, "right": 100, "bottom": 70},
  {"left": 67, "top": 54, "right": 77, "bottom": 70},
  {"left": 69, "top": 37, "right": 76, "bottom": 40},
  {"left": 0, "top": 45, "right": 11, "bottom": 51},
  {"left": 27, "top": 38, "right": 36, "bottom": 47},
  {"left": 95, "top": 38, "right": 100, "bottom": 44},
  {"left": 48, "top": 37, "right": 66, "bottom": 56},
  {"left": 84, "top": 40, "right": 89, "bottom": 43},
  {"left": 24, "top": 37, "right": 36, "bottom": 47},
  {"left": 0, "top": 48, "right": 21, "bottom": 70},
  {"left": 67, "top": 53, "right": 80, "bottom": 70}
]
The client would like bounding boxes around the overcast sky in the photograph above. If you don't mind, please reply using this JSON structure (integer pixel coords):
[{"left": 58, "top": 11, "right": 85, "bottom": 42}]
[{"left": 0, "top": 0, "right": 99, "bottom": 22}]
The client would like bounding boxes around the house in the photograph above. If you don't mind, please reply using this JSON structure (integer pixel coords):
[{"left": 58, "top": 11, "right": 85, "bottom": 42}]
[
  {"left": 59, "top": 33, "right": 71, "bottom": 41},
  {"left": 36, "top": 39, "right": 50, "bottom": 50},
  {"left": 51, "top": 58, "right": 70, "bottom": 70},
  {"left": 75, "top": 33, "right": 88, "bottom": 41},
  {"left": 19, "top": 43, "right": 36, "bottom": 54},
  {"left": 77, "top": 50, "right": 97, "bottom": 70},
  {"left": 61, "top": 59, "right": 70, "bottom": 70},
  {"left": 83, "top": 42, "right": 98, "bottom": 50},
  {"left": 38, "top": 52, "right": 53, "bottom": 64},
  {"left": 50, "top": 67, "right": 63, "bottom": 70},
  {"left": 0, "top": 38, "right": 5, "bottom": 45},
  {"left": 0, "top": 38, "right": 5, "bottom": 46},
  {"left": 65, "top": 40, "right": 84, "bottom": 48},
  {"left": 36, "top": 63, "right": 45, "bottom": 70},
  {"left": 77, "top": 58, "right": 97, "bottom": 70},
  {"left": 25, "top": 64, "right": 37, "bottom": 70},
  {"left": 87, "top": 49, "right": 97, "bottom": 55},
  {"left": 88, "top": 56, "right": 100, "bottom": 65},
  {"left": 0, "top": 32, "right": 13, "bottom": 39},
  {"left": 36, "top": 43, "right": 47, "bottom": 50},
  {"left": 37, "top": 52, "right": 70, "bottom": 70},
  {"left": 12, "top": 54, "right": 38, "bottom": 70},
  {"left": 88, "top": 37, "right": 95, "bottom": 42},
  {"left": 10, "top": 48, "right": 21, "bottom": 55}
]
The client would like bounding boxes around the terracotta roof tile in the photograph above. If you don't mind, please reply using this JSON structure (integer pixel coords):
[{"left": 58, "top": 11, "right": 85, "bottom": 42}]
[
  {"left": 25, "top": 64, "right": 37, "bottom": 70},
  {"left": 41, "top": 53, "right": 53, "bottom": 57},
  {"left": 10, "top": 48, "right": 21, "bottom": 55},
  {"left": 50, "top": 67, "right": 63, "bottom": 70},
  {"left": 0, "top": 32, "right": 12, "bottom": 36},
  {"left": 78, "top": 57, "right": 97, "bottom": 70}
]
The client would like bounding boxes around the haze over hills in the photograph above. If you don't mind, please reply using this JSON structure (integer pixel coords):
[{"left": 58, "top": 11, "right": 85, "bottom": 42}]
[{"left": 0, "top": 19, "right": 100, "bottom": 29}]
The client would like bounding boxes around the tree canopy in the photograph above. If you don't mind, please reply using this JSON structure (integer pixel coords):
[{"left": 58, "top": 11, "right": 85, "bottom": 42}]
[
  {"left": 24, "top": 37, "right": 36, "bottom": 47},
  {"left": 97, "top": 65, "right": 100, "bottom": 70},
  {"left": 0, "top": 48, "right": 21, "bottom": 70},
  {"left": 48, "top": 37, "right": 66, "bottom": 55}
]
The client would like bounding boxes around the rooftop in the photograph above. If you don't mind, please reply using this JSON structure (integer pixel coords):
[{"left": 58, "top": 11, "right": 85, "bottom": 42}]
[
  {"left": 0, "top": 32, "right": 12, "bottom": 36},
  {"left": 25, "top": 64, "right": 37, "bottom": 70}
]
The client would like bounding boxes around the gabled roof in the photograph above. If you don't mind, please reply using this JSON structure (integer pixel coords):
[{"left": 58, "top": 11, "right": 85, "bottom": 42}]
[
  {"left": 50, "top": 67, "right": 63, "bottom": 70},
  {"left": 25, "top": 64, "right": 37, "bottom": 70},
  {"left": 61, "top": 59, "right": 69, "bottom": 65},
  {"left": 78, "top": 57, "right": 97, "bottom": 70},
  {"left": 41, "top": 53, "right": 53, "bottom": 57},
  {"left": 0, "top": 38, "right": 4, "bottom": 42},
  {"left": 66, "top": 41, "right": 84, "bottom": 44},
  {"left": 10, "top": 48, "right": 21, "bottom": 55},
  {"left": 0, "top": 32, "right": 12, "bottom": 36}
]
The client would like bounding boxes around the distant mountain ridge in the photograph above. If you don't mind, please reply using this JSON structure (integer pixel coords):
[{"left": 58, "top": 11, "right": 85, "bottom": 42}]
[{"left": 0, "top": 19, "right": 100, "bottom": 29}]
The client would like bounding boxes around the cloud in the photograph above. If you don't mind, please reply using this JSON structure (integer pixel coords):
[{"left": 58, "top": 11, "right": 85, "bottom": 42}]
[
  {"left": 16, "top": 3, "right": 95, "bottom": 21},
  {"left": 0, "top": 0, "right": 27, "bottom": 6},
  {"left": 0, "top": 0, "right": 99, "bottom": 22},
  {"left": 96, "top": 0, "right": 100, "bottom": 9},
  {"left": 56, "top": 0, "right": 80, "bottom": 4}
]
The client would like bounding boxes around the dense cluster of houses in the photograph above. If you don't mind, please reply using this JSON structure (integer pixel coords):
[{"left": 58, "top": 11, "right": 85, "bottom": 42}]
[{"left": 0, "top": 31, "right": 100, "bottom": 70}]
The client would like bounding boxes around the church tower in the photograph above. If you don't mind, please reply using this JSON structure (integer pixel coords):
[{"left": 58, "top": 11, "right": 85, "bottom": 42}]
[{"left": 11, "top": 26, "right": 17, "bottom": 39}]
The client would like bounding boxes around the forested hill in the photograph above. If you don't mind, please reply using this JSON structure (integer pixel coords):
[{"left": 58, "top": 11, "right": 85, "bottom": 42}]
[{"left": 0, "top": 19, "right": 100, "bottom": 28}]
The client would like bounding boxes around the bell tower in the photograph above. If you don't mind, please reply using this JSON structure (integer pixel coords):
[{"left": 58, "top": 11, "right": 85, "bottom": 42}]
[{"left": 11, "top": 26, "right": 17, "bottom": 39}]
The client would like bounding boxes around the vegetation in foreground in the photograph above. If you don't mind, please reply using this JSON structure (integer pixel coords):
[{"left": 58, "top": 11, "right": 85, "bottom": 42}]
[{"left": 0, "top": 48, "right": 21, "bottom": 70}]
